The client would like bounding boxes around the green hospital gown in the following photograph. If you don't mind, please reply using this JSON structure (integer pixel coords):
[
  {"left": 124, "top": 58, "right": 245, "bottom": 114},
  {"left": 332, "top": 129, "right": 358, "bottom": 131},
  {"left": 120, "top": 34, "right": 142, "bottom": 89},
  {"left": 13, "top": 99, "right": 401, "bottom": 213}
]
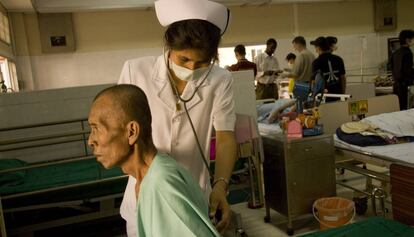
[{"left": 136, "top": 153, "right": 220, "bottom": 237}]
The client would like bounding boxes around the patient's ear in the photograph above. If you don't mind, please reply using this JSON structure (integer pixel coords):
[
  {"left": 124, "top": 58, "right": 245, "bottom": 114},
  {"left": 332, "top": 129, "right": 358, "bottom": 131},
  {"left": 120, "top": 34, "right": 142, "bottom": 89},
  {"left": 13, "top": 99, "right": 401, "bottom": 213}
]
[{"left": 127, "top": 121, "right": 139, "bottom": 145}]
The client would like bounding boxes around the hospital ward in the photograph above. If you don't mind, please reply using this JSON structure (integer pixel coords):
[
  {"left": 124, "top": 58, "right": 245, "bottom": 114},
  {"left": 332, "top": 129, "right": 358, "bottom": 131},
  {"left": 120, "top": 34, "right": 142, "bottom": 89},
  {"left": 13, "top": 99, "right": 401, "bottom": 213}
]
[{"left": 1, "top": 0, "right": 414, "bottom": 236}]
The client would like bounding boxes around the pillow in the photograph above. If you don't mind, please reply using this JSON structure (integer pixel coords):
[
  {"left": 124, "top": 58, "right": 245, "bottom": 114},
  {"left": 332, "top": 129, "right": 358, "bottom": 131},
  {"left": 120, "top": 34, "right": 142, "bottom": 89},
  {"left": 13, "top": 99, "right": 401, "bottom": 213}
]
[
  {"left": 0, "top": 158, "right": 27, "bottom": 187},
  {"left": 341, "top": 122, "right": 378, "bottom": 134}
]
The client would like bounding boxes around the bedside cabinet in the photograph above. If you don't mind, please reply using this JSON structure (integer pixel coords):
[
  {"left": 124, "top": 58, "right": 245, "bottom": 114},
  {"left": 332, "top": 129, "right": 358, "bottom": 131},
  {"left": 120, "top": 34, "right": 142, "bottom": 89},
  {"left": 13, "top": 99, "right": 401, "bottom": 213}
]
[{"left": 262, "top": 134, "right": 336, "bottom": 235}]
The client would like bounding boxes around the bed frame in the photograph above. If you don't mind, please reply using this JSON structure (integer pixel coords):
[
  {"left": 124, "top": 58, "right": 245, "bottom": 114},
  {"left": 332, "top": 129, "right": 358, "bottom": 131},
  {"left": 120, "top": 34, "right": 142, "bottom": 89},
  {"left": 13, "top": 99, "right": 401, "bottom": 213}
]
[
  {"left": 317, "top": 94, "right": 407, "bottom": 216},
  {"left": 0, "top": 119, "right": 128, "bottom": 236}
]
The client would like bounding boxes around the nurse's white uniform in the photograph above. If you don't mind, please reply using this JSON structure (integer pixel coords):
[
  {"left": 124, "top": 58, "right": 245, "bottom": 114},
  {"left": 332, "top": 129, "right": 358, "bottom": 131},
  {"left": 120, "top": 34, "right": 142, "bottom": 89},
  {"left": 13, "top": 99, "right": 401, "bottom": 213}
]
[{"left": 118, "top": 55, "right": 236, "bottom": 236}]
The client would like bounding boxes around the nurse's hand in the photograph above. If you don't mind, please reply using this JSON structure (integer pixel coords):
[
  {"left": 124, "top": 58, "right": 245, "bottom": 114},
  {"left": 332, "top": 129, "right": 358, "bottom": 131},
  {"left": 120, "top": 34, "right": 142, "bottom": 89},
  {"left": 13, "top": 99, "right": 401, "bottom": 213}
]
[{"left": 209, "top": 183, "right": 231, "bottom": 233}]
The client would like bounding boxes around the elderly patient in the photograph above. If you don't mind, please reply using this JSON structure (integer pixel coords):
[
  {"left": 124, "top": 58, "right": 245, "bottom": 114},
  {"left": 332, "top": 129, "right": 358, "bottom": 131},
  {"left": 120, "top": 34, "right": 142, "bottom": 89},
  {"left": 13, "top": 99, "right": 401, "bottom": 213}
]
[{"left": 88, "top": 84, "right": 220, "bottom": 237}]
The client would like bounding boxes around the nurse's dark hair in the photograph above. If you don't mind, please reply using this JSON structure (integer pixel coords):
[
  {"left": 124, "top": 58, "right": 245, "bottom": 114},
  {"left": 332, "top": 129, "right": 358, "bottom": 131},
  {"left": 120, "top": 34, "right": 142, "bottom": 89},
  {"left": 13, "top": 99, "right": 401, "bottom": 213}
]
[
  {"left": 164, "top": 19, "right": 221, "bottom": 61},
  {"left": 93, "top": 84, "right": 154, "bottom": 150}
]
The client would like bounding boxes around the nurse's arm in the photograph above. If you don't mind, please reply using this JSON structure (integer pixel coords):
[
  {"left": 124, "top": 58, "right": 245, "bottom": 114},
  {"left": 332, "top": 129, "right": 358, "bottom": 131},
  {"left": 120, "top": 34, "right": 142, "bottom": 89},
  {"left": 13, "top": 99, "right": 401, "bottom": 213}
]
[
  {"left": 214, "top": 130, "right": 237, "bottom": 190},
  {"left": 209, "top": 130, "right": 237, "bottom": 233}
]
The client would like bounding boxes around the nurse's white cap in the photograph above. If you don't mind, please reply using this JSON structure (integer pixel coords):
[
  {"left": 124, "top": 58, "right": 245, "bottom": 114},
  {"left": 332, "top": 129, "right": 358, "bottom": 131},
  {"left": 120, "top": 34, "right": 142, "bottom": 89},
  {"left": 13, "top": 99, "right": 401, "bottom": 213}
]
[{"left": 155, "top": 0, "right": 230, "bottom": 35}]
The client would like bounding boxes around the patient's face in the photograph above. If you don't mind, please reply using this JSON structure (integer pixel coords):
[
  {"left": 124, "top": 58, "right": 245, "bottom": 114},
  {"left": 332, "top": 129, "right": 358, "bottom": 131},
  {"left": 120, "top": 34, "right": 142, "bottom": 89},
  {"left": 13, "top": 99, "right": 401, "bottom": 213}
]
[{"left": 88, "top": 96, "right": 131, "bottom": 169}]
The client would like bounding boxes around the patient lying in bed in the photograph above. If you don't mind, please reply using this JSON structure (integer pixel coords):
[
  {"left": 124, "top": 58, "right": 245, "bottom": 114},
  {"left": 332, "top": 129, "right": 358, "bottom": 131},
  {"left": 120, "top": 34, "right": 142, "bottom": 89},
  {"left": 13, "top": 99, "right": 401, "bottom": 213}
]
[
  {"left": 257, "top": 98, "right": 296, "bottom": 124},
  {"left": 88, "top": 85, "right": 219, "bottom": 237},
  {"left": 256, "top": 99, "right": 296, "bottom": 134}
]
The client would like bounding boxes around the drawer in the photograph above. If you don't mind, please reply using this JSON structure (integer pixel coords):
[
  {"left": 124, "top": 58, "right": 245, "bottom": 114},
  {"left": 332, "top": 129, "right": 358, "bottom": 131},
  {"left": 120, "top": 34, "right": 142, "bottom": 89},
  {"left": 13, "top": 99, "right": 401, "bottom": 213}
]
[{"left": 286, "top": 137, "right": 333, "bottom": 163}]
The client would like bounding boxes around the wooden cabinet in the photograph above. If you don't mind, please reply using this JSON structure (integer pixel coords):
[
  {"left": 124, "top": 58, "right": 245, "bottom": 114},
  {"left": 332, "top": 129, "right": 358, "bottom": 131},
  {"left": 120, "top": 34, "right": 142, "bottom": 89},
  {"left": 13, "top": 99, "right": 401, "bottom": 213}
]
[{"left": 262, "top": 134, "right": 336, "bottom": 235}]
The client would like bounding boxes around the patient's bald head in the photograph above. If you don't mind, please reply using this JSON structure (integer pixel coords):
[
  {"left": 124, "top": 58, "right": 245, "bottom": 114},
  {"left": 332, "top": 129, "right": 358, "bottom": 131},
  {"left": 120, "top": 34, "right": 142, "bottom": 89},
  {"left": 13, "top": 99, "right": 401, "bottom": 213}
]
[{"left": 92, "top": 84, "right": 153, "bottom": 147}]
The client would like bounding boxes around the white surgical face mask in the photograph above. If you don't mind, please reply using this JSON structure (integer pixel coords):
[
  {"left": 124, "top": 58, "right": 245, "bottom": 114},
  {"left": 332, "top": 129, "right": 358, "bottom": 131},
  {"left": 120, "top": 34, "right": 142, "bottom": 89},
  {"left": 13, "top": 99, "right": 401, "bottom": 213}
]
[{"left": 169, "top": 59, "right": 209, "bottom": 82}]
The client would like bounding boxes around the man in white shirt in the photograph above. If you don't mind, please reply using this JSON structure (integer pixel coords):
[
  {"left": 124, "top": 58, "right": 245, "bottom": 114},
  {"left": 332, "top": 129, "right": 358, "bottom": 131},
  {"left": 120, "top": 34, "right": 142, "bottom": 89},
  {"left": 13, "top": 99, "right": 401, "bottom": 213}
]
[
  {"left": 283, "top": 36, "right": 315, "bottom": 83},
  {"left": 254, "top": 38, "right": 281, "bottom": 100}
]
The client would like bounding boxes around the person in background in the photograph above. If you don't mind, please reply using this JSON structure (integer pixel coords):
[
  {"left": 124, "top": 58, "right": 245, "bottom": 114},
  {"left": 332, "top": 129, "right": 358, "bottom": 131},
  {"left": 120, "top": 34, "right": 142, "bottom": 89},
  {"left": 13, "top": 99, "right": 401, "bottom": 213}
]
[
  {"left": 88, "top": 85, "right": 220, "bottom": 237},
  {"left": 327, "top": 36, "right": 338, "bottom": 52},
  {"left": 391, "top": 29, "right": 414, "bottom": 110},
  {"left": 118, "top": 0, "right": 237, "bottom": 235},
  {"left": 254, "top": 38, "right": 282, "bottom": 100},
  {"left": 282, "top": 36, "right": 315, "bottom": 83},
  {"left": 228, "top": 44, "right": 257, "bottom": 77},
  {"left": 283, "top": 53, "right": 296, "bottom": 95},
  {"left": 285, "top": 53, "right": 296, "bottom": 71},
  {"left": 311, "top": 36, "right": 346, "bottom": 102}
]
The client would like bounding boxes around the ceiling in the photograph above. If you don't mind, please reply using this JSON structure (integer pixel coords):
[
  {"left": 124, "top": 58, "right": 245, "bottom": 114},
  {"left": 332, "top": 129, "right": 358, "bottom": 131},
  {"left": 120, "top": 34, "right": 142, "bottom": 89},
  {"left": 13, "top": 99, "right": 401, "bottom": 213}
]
[{"left": 0, "top": 0, "right": 350, "bottom": 13}]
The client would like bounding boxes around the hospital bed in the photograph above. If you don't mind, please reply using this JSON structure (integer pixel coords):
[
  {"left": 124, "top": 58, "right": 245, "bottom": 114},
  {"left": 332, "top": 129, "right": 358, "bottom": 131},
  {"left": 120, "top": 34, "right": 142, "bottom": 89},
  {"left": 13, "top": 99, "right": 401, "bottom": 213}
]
[
  {"left": 318, "top": 94, "right": 414, "bottom": 218},
  {"left": 0, "top": 119, "right": 127, "bottom": 236},
  {"left": 0, "top": 84, "right": 128, "bottom": 236}
]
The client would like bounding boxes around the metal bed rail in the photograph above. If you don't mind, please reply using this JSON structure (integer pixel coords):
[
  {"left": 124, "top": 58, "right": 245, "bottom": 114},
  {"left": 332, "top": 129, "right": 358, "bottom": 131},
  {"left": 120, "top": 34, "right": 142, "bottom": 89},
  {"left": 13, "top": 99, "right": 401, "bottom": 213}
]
[
  {"left": 0, "top": 118, "right": 90, "bottom": 132},
  {"left": 0, "top": 155, "right": 95, "bottom": 175},
  {"left": 0, "top": 119, "right": 91, "bottom": 154}
]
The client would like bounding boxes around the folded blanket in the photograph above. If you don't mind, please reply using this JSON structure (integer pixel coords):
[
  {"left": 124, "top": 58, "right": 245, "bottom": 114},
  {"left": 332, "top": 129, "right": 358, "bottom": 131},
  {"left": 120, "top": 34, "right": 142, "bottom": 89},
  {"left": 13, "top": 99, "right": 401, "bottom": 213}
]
[{"left": 336, "top": 127, "right": 389, "bottom": 147}]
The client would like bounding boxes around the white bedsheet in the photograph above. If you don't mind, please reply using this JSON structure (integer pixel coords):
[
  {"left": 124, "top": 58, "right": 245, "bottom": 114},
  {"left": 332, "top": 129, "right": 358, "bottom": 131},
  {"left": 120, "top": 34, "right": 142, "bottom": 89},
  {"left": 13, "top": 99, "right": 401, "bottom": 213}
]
[
  {"left": 362, "top": 108, "right": 414, "bottom": 137},
  {"left": 335, "top": 108, "right": 414, "bottom": 164}
]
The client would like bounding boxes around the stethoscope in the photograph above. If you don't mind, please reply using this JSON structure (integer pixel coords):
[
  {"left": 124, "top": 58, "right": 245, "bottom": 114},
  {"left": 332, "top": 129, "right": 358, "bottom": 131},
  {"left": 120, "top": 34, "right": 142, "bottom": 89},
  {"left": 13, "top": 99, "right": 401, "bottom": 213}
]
[{"left": 164, "top": 49, "right": 215, "bottom": 178}]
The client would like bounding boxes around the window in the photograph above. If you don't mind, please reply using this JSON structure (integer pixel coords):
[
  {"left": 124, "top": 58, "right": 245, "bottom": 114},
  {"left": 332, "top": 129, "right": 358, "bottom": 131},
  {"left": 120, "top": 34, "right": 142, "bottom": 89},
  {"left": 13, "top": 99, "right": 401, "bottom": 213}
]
[
  {"left": 0, "top": 11, "right": 11, "bottom": 44},
  {"left": 218, "top": 45, "right": 265, "bottom": 69},
  {"left": 0, "top": 57, "right": 18, "bottom": 92}
]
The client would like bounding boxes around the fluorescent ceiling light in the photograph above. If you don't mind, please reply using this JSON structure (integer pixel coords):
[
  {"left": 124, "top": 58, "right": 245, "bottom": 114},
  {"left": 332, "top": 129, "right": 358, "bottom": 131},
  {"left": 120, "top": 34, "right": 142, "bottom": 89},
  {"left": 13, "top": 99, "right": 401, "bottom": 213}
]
[{"left": 33, "top": 0, "right": 154, "bottom": 13}]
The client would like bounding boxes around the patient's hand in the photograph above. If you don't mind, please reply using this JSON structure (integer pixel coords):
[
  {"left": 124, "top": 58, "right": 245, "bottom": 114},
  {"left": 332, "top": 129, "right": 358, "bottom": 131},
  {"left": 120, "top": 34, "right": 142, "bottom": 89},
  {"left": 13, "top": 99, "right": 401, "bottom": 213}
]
[
  {"left": 209, "top": 183, "right": 231, "bottom": 234},
  {"left": 268, "top": 110, "right": 281, "bottom": 123}
]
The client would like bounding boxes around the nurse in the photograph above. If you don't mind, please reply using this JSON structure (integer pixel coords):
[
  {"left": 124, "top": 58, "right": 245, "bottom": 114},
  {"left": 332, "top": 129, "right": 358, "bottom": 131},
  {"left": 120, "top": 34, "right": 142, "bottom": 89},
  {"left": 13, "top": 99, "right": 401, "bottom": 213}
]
[{"left": 118, "top": 0, "right": 237, "bottom": 235}]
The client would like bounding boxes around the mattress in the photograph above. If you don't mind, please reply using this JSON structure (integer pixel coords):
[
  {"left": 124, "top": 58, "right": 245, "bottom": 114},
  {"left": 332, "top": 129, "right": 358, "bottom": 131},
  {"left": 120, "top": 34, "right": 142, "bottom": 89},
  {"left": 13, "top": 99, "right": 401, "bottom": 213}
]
[{"left": 334, "top": 135, "right": 414, "bottom": 164}]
